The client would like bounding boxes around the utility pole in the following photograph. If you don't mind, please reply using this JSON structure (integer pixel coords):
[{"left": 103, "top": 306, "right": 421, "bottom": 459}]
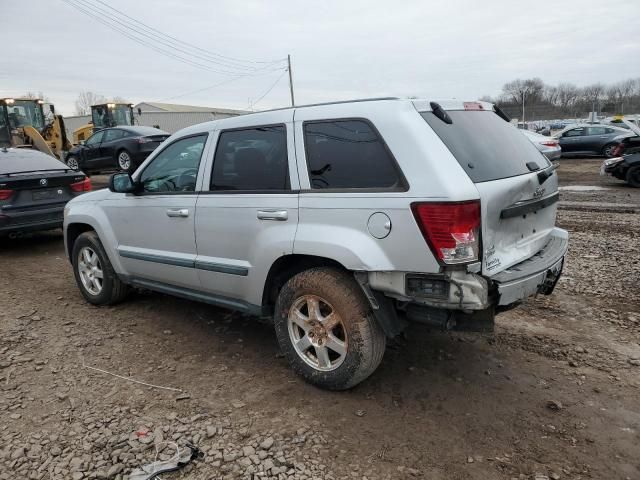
[{"left": 287, "top": 54, "right": 295, "bottom": 107}]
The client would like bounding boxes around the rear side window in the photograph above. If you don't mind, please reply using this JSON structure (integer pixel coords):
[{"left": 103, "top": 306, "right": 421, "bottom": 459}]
[
  {"left": 587, "top": 127, "right": 606, "bottom": 135},
  {"left": 421, "top": 111, "right": 550, "bottom": 183},
  {"left": 563, "top": 128, "right": 584, "bottom": 137},
  {"left": 303, "top": 120, "right": 403, "bottom": 190},
  {"left": 210, "top": 125, "right": 289, "bottom": 191},
  {"left": 103, "top": 129, "right": 124, "bottom": 142}
]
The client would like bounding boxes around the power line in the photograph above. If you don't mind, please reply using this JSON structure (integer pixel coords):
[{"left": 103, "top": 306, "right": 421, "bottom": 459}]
[
  {"left": 250, "top": 69, "right": 289, "bottom": 109},
  {"left": 61, "top": 0, "right": 285, "bottom": 76},
  {"left": 72, "top": 0, "right": 284, "bottom": 73},
  {"left": 90, "top": 0, "right": 285, "bottom": 67}
]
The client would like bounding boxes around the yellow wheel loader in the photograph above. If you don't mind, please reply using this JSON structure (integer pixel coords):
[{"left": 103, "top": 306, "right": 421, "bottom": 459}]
[
  {"left": 0, "top": 98, "right": 73, "bottom": 161},
  {"left": 73, "top": 103, "right": 135, "bottom": 143}
]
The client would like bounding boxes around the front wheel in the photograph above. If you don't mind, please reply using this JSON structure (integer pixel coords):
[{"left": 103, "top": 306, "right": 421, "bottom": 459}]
[
  {"left": 626, "top": 166, "right": 640, "bottom": 188},
  {"left": 72, "top": 231, "right": 129, "bottom": 305},
  {"left": 273, "top": 267, "right": 386, "bottom": 390},
  {"left": 117, "top": 150, "right": 132, "bottom": 172},
  {"left": 602, "top": 143, "right": 617, "bottom": 158}
]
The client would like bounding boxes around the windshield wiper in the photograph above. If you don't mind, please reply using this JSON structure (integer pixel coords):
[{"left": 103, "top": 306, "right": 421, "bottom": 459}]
[
  {"left": 430, "top": 102, "right": 453, "bottom": 125},
  {"left": 537, "top": 163, "right": 559, "bottom": 185}
]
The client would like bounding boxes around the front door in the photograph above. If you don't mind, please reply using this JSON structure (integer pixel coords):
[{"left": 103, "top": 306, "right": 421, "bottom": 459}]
[
  {"left": 101, "top": 133, "right": 210, "bottom": 290},
  {"left": 82, "top": 130, "right": 105, "bottom": 168},
  {"left": 558, "top": 127, "right": 585, "bottom": 153},
  {"left": 194, "top": 113, "right": 299, "bottom": 309}
]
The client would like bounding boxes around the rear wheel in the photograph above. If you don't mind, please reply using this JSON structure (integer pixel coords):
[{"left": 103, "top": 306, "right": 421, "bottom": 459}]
[
  {"left": 117, "top": 150, "right": 132, "bottom": 172},
  {"left": 66, "top": 155, "right": 79, "bottom": 170},
  {"left": 626, "top": 166, "right": 640, "bottom": 188},
  {"left": 602, "top": 143, "right": 617, "bottom": 158},
  {"left": 273, "top": 267, "right": 385, "bottom": 390},
  {"left": 72, "top": 231, "right": 129, "bottom": 305}
]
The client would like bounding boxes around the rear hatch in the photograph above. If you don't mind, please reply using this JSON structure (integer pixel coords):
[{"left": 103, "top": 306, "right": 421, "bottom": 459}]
[{"left": 420, "top": 105, "right": 558, "bottom": 276}]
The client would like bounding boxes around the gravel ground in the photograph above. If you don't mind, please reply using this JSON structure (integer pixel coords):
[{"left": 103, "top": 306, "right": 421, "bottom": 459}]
[{"left": 1, "top": 158, "right": 639, "bottom": 480}]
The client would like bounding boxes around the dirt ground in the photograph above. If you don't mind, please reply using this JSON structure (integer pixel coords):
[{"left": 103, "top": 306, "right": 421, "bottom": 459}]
[{"left": 1, "top": 159, "right": 639, "bottom": 480}]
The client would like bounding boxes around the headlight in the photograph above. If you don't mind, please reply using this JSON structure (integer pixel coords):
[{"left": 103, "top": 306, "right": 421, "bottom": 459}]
[{"left": 604, "top": 157, "right": 624, "bottom": 166}]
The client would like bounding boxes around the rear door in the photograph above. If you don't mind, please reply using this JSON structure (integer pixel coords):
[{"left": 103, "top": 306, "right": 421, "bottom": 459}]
[
  {"left": 194, "top": 112, "right": 298, "bottom": 308},
  {"left": 99, "top": 128, "right": 125, "bottom": 167},
  {"left": 583, "top": 126, "right": 608, "bottom": 153},
  {"left": 421, "top": 108, "right": 558, "bottom": 276}
]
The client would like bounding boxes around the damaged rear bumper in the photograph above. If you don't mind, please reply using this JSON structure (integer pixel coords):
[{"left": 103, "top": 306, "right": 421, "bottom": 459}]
[{"left": 489, "top": 227, "right": 568, "bottom": 306}]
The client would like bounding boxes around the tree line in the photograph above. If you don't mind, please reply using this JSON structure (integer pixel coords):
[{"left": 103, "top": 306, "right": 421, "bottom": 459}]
[{"left": 481, "top": 77, "right": 640, "bottom": 122}]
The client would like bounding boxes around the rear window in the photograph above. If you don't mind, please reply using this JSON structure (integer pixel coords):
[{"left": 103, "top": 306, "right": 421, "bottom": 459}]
[{"left": 421, "top": 111, "right": 550, "bottom": 183}]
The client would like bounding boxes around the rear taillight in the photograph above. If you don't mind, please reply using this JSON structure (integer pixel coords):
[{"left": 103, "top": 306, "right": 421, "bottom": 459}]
[
  {"left": 542, "top": 141, "right": 558, "bottom": 147},
  {"left": 70, "top": 177, "right": 92, "bottom": 192},
  {"left": 137, "top": 136, "right": 151, "bottom": 144},
  {"left": 0, "top": 189, "right": 14, "bottom": 200},
  {"left": 411, "top": 201, "right": 481, "bottom": 264}
]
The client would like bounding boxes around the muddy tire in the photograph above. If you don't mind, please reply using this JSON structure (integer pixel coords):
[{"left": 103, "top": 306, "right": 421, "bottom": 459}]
[
  {"left": 72, "top": 231, "right": 129, "bottom": 305},
  {"left": 627, "top": 166, "right": 640, "bottom": 188},
  {"left": 274, "top": 267, "right": 385, "bottom": 390},
  {"left": 602, "top": 143, "right": 617, "bottom": 158}
]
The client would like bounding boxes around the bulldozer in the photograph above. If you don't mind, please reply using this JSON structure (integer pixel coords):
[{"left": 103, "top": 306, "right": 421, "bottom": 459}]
[
  {"left": 73, "top": 103, "right": 135, "bottom": 143},
  {"left": 0, "top": 97, "right": 73, "bottom": 160}
]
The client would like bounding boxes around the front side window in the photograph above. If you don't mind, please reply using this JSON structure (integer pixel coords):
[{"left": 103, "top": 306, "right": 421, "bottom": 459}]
[
  {"left": 564, "top": 128, "right": 584, "bottom": 137},
  {"left": 210, "top": 125, "right": 288, "bottom": 191},
  {"left": 139, "top": 134, "right": 207, "bottom": 193},
  {"left": 303, "top": 120, "right": 401, "bottom": 189},
  {"left": 85, "top": 131, "right": 104, "bottom": 146}
]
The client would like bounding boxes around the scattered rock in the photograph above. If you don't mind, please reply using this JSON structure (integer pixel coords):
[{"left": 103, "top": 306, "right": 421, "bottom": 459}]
[
  {"left": 260, "top": 437, "right": 274, "bottom": 450},
  {"left": 546, "top": 400, "right": 564, "bottom": 411},
  {"left": 355, "top": 409, "right": 366, "bottom": 417}
]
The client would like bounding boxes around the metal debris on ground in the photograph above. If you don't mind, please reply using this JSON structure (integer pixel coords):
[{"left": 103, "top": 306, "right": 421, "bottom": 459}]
[{"left": 129, "top": 443, "right": 203, "bottom": 480}]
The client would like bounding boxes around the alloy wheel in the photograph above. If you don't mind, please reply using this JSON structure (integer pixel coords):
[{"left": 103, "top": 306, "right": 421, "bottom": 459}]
[
  {"left": 118, "top": 151, "right": 131, "bottom": 171},
  {"left": 287, "top": 295, "right": 347, "bottom": 371},
  {"left": 77, "top": 246, "right": 103, "bottom": 295}
]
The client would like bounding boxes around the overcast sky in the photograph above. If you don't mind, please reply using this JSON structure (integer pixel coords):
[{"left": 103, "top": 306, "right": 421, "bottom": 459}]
[{"left": 3, "top": 0, "right": 639, "bottom": 116}]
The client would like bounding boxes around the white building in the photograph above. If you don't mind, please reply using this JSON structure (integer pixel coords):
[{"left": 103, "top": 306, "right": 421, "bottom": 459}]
[{"left": 63, "top": 102, "right": 247, "bottom": 137}]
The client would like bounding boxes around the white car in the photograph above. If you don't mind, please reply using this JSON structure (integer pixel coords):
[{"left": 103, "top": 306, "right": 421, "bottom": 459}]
[
  {"left": 64, "top": 98, "right": 568, "bottom": 390},
  {"left": 521, "top": 129, "right": 562, "bottom": 161}
]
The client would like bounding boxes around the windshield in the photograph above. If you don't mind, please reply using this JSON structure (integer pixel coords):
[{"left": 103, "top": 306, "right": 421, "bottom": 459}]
[
  {"left": 421, "top": 110, "right": 550, "bottom": 183},
  {"left": 7, "top": 100, "right": 45, "bottom": 131}
]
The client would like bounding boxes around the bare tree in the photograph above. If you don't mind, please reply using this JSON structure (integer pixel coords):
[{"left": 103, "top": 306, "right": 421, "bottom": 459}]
[
  {"left": 23, "top": 91, "right": 50, "bottom": 102},
  {"left": 110, "top": 96, "right": 130, "bottom": 104},
  {"left": 556, "top": 83, "right": 579, "bottom": 109},
  {"left": 75, "top": 91, "right": 107, "bottom": 115}
]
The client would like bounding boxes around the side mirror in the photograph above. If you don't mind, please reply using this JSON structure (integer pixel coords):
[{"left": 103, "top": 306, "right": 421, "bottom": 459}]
[
  {"left": 49, "top": 105, "right": 55, "bottom": 114},
  {"left": 109, "top": 172, "right": 138, "bottom": 193},
  {"left": 137, "top": 107, "right": 142, "bottom": 116}
]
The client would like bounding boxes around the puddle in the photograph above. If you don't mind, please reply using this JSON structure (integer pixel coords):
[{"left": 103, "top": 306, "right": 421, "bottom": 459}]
[{"left": 559, "top": 185, "right": 610, "bottom": 192}]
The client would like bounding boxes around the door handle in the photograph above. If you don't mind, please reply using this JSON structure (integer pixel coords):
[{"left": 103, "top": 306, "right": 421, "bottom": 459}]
[
  {"left": 166, "top": 208, "right": 189, "bottom": 218},
  {"left": 257, "top": 210, "right": 288, "bottom": 221}
]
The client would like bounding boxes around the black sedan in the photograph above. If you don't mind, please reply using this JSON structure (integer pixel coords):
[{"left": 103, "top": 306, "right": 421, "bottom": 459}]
[
  {"left": 0, "top": 147, "right": 91, "bottom": 237},
  {"left": 555, "top": 124, "right": 633, "bottom": 157},
  {"left": 601, "top": 152, "right": 640, "bottom": 188},
  {"left": 66, "top": 126, "right": 170, "bottom": 174}
]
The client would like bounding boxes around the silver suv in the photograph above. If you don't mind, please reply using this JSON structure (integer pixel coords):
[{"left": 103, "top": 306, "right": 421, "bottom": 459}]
[{"left": 64, "top": 98, "right": 568, "bottom": 390}]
